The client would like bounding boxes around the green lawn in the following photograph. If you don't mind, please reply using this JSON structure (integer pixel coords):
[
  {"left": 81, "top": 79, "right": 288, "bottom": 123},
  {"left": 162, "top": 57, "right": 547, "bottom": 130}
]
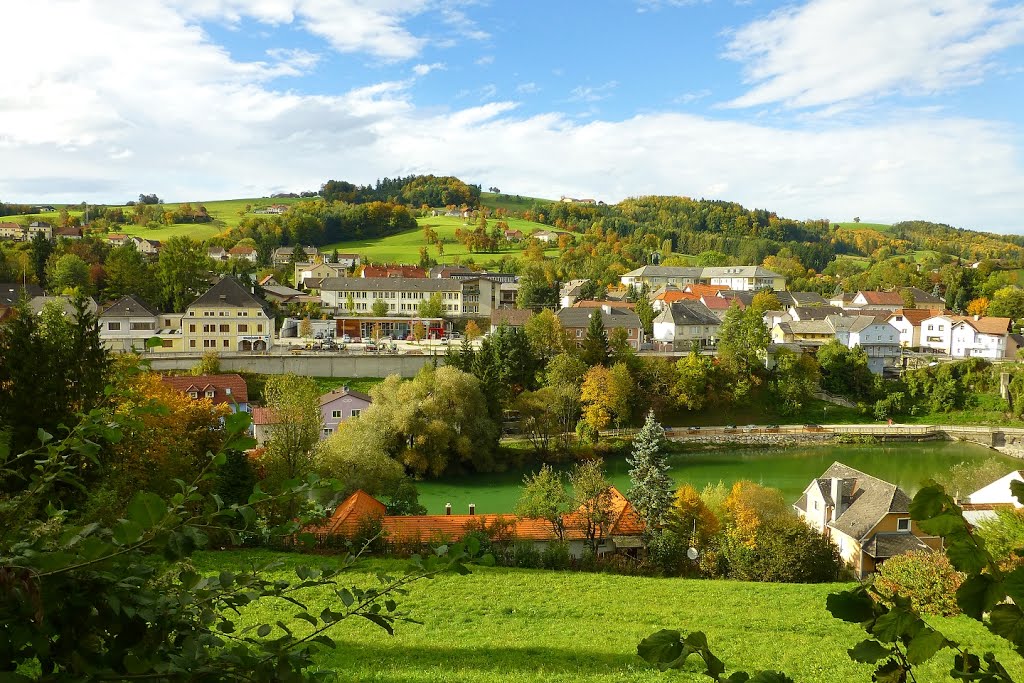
[
  {"left": 323, "top": 215, "right": 559, "bottom": 264},
  {"left": 190, "top": 550, "right": 1024, "bottom": 683},
  {"left": 313, "top": 376, "right": 384, "bottom": 395},
  {"left": 481, "top": 191, "right": 555, "bottom": 214},
  {"left": 834, "top": 221, "right": 893, "bottom": 233}
]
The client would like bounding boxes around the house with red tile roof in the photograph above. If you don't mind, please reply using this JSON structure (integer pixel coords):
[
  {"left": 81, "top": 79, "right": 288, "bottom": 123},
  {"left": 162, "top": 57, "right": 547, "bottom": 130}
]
[
  {"left": 228, "top": 244, "right": 258, "bottom": 263},
  {"left": 160, "top": 373, "right": 249, "bottom": 412},
  {"left": 361, "top": 264, "right": 426, "bottom": 278},
  {"left": 308, "top": 486, "right": 645, "bottom": 557}
]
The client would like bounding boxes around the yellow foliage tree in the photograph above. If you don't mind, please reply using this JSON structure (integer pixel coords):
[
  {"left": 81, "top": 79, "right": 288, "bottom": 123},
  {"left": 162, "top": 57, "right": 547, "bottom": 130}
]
[
  {"left": 721, "top": 480, "right": 788, "bottom": 547},
  {"left": 668, "top": 483, "right": 721, "bottom": 547},
  {"left": 967, "top": 297, "right": 990, "bottom": 317}
]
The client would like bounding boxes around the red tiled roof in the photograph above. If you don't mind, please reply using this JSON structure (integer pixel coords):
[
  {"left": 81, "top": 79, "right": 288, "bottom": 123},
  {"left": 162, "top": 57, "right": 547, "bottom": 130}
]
[
  {"left": 362, "top": 265, "right": 426, "bottom": 278},
  {"left": 308, "top": 486, "right": 644, "bottom": 543},
  {"left": 701, "top": 295, "right": 731, "bottom": 310},
  {"left": 572, "top": 300, "right": 637, "bottom": 309},
  {"left": 251, "top": 406, "right": 278, "bottom": 425},
  {"left": 160, "top": 373, "right": 248, "bottom": 405},
  {"left": 859, "top": 290, "right": 904, "bottom": 305},
  {"left": 887, "top": 308, "right": 931, "bottom": 325},
  {"left": 229, "top": 245, "right": 255, "bottom": 255}
]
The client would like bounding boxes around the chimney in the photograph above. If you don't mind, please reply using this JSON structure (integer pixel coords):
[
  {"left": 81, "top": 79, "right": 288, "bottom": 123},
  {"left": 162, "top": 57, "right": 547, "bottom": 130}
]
[
  {"left": 445, "top": 503, "right": 452, "bottom": 516},
  {"left": 601, "top": 304, "right": 611, "bottom": 315},
  {"left": 975, "top": 314, "right": 981, "bottom": 321},
  {"left": 830, "top": 478, "right": 846, "bottom": 522},
  {"left": 469, "top": 503, "right": 476, "bottom": 515}
]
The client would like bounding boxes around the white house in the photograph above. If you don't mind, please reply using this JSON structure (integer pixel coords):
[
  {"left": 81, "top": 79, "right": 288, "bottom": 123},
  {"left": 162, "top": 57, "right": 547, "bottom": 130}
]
[
  {"left": 950, "top": 316, "right": 1012, "bottom": 359},
  {"left": 962, "top": 471, "right": 1024, "bottom": 526},
  {"left": 919, "top": 314, "right": 957, "bottom": 355},
  {"left": 652, "top": 300, "right": 720, "bottom": 351},
  {"left": 828, "top": 315, "right": 901, "bottom": 374},
  {"left": 885, "top": 309, "right": 932, "bottom": 348}
]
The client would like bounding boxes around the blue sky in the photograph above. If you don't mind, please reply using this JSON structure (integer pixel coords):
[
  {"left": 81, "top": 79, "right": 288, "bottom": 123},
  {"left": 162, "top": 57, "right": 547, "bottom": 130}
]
[{"left": 2, "top": 0, "right": 1024, "bottom": 232}]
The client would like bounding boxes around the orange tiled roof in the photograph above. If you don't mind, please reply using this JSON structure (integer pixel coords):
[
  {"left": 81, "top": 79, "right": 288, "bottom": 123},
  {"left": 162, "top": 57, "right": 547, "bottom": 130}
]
[
  {"left": 888, "top": 308, "right": 931, "bottom": 325},
  {"left": 683, "top": 284, "right": 729, "bottom": 297},
  {"left": 251, "top": 406, "right": 278, "bottom": 425},
  {"left": 160, "top": 373, "right": 248, "bottom": 404},
  {"left": 859, "top": 290, "right": 904, "bottom": 305},
  {"left": 655, "top": 290, "right": 697, "bottom": 303},
  {"left": 955, "top": 316, "right": 1012, "bottom": 335},
  {"left": 308, "top": 486, "right": 644, "bottom": 542},
  {"left": 701, "top": 295, "right": 731, "bottom": 310}
]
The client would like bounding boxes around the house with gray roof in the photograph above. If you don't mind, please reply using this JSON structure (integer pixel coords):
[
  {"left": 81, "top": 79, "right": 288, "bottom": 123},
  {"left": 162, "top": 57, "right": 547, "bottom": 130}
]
[
  {"left": 620, "top": 265, "right": 786, "bottom": 292},
  {"left": 557, "top": 305, "right": 643, "bottom": 350},
  {"left": 651, "top": 300, "right": 721, "bottom": 351},
  {"left": 794, "top": 462, "right": 940, "bottom": 578}
]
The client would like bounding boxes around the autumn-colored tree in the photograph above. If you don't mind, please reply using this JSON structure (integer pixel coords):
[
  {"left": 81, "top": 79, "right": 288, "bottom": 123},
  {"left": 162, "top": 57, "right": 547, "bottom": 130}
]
[
  {"left": 298, "top": 316, "right": 313, "bottom": 338},
  {"left": 967, "top": 296, "right": 990, "bottom": 317},
  {"left": 464, "top": 320, "right": 482, "bottom": 341},
  {"left": 721, "top": 481, "right": 788, "bottom": 548},
  {"left": 668, "top": 483, "right": 721, "bottom": 547},
  {"left": 580, "top": 361, "right": 634, "bottom": 432},
  {"left": 412, "top": 321, "right": 426, "bottom": 343}
]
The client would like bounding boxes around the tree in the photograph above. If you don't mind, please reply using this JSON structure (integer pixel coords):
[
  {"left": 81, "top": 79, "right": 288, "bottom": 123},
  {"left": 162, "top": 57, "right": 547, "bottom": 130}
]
[
  {"left": 299, "top": 316, "right": 313, "bottom": 338},
  {"left": 721, "top": 481, "right": 788, "bottom": 548},
  {"left": 626, "top": 410, "right": 674, "bottom": 529},
  {"left": 191, "top": 350, "right": 221, "bottom": 375},
  {"left": 901, "top": 288, "right": 916, "bottom": 309},
  {"left": 515, "top": 464, "right": 571, "bottom": 541},
  {"left": 371, "top": 298, "right": 389, "bottom": 317},
  {"left": 418, "top": 292, "right": 444, "bottom": 318},
  {"left": 635, "top": 295, "right": 656, "bottom": 337},
  {"left": 545, "top": 352, "right": 587, "bottom": 388},
  {"left": 412, "top": 321, "right": 426, "bottom": 343},
  {"left": 516, "top": 263, "right": 557, "bottom": 310},
  {"left": 30, "top": 231, "right": 53, "bottom": 287},
  {"left": 0, "top": 296, "right": 110, "bottom": 473},
  {"left": 674, "top": 348, "right": 718, "bottom": 411},
  {"left": 105, "top": 241, "right": 157, "bottom": 301},
  {"left": 524, "top": 308, "right": 566, "bottom": 362},
  {"left": 157, "top": 236, "right": 209, "bottom": 312},
  {"left": 816, "top": 340, "right": 874, "bottom": 401},
  {"left": 46, "top": 253, "right": 91, "bottom": 293},
  {"left": 262, "top": 374, "right": 323, "bottom": 492},
  {"left": 580, "top": 362, "right": 633, "bottom": 432},
  {"left": 569, "top": 460, "right": 614, "bottom": 553},
  {"left": 667, "top": 483, "right": 720, "bottom": 548},
  {"left": 581, "top": 311, "right": 609, "bottom": 366},
  {"left": 967, "top": 296, "right": 990, "bottom": 317},
  {"left": 464, "top": 319, "right": 482, "bottom": 341},
  {"left": 988, "top": 286, "right": 1024, "bottom": 320},
  {"left": 771, "top": 348, "right": 820, "bottom": 415},
  {"left": 470, "top": 323, "right": 540, "bottom": 415}
]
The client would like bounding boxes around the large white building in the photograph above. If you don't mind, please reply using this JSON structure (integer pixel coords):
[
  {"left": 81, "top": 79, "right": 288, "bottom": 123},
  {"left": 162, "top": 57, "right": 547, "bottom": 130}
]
[
  {"left": 620, "top": 266, "right": 786, "bottom": 292},
  {"left": 318, "top": 276, "right": 506, "bottom": 317}
]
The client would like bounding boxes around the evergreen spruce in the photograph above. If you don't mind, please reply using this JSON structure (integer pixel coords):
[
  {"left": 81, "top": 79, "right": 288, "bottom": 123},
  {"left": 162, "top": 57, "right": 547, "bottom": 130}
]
[
  {"left": 626, "top": 410, "right": 674, "bottom": 529},
  {"left": 581, "top": 311, "right": 609, "bottom": 366}
]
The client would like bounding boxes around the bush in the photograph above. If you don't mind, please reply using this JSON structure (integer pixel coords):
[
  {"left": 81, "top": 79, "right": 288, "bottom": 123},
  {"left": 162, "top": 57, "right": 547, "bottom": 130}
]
[
  {"left": 873, "top": 550, "right": 964, "bottom": 616},
  {"left": 976, "top": 509, "right": 1024, "bottom": 571},
  {"left": 725, "top": 517, "right": 841, "bottom": 583},
  {"left": 541, "top": 541, "right": 571, "bottom": 570},
  {"left": 646, "top": 529, "right": 692, "bottom": 577},
  {"left": 502, "top": 540, "right": 542, "bottom": 568}
]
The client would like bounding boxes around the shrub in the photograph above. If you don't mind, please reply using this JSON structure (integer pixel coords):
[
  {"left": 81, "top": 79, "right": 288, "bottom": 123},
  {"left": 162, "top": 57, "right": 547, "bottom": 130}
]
[
  {"left": 976, "top": 508, "right": 1024, "bottom": 571},
  {"left": 874, "top": 550, "right": 964, "bottom": 616},
  {"left": 645, "top": 529, "right": 692, "bottom": 577},
  {"left": 503, "top": 540, "right": 542, "bottom": 568},
  {"left": 541, "top": 541, "right": 571, "bottom": 570},
  {"left": 725, "top": 517, "right": 841, "bottom": 583}
]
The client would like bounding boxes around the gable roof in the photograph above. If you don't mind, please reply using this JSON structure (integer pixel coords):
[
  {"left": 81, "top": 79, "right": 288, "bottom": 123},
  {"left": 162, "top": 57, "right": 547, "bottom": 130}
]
[
  {"left": 818, "top": 462, "right": 911, "bottom": 540},
  {"left": 886, "top": 308, "right": 932, "bottom": 326},
  {"left": 0, "top": 283, "right": 43, "bottom": 307},
  {"left": 320, "top": 387, "right": 373, "bottom": 406},
  {"left": 955, "top": 316, "right": 1012, "bottom": 335},
  {"left": 556, "top": 306, "right": 641, "bottom": 329},
  {"left": 160, "top": 373, "right": 249, "bottom": 405},
  {"left": 188, "top": 276, "right": 270, "bottom": 311},
  {"left": 491, "top": 309, "right": 533, "bottom": 327},
  {"left": 857, "top": 290, "right": 904, "bottom": 305},
  {"left": 100, "top": 294, "right": 160, "bottom": 318},
  {"left": 790, "top": 305, "right": 844, "bottom": 320},
  {"left": 656, "top": 300, "right": 720, "bottom": 326}
]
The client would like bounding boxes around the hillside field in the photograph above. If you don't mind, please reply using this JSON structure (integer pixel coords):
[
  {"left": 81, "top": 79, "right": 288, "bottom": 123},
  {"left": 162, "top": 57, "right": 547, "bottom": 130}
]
[
  {"left": 480, "top": 191, "right": 555, "bottom": 213},
  {"left": 323, "top": 215, "right": 559, "bottom": 264},
  {"left": 834, "top": 221, "right": 893, "bottom": 233},
  {"left": 192, "top": 550, "right": 1024, "bottom": 683}
]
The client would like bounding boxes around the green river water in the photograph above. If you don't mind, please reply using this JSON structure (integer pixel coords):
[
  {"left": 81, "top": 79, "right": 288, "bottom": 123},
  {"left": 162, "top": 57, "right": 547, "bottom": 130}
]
[{"left": 415, "top": 441, "right": 1019, "bottom": 515}]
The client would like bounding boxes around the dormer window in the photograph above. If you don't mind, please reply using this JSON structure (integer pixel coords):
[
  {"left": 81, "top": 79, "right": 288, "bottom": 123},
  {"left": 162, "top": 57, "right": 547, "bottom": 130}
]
[
  {"left": 205, "top": 390, "right": 215, "bottom": 398},
  {"left": 188, "top": 391, "right": 199, "bottom": 399},
  {"left": 897, "top": 518, "right": 911, "bottom": 532}
]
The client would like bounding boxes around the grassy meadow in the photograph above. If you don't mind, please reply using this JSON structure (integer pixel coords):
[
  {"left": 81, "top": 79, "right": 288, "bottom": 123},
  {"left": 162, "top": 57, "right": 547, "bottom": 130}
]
[
  {"left": 191, "top": 550, "right": 1024, "bottom": 683},
  {"left": 323, "top": 215, "right": 559, "bottom": 264},
  {"left": 480, "top": 191, "right": 555, "bottom": 213}
]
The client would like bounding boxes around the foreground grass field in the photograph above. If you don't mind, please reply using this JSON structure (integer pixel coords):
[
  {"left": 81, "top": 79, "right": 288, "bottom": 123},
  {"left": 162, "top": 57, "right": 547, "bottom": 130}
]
[
  {"left": 191, "top": 550, "right": 1024, "bottom": 682},
  {"left": 323, "top": 215, "right": 558, "bottom": 264}
]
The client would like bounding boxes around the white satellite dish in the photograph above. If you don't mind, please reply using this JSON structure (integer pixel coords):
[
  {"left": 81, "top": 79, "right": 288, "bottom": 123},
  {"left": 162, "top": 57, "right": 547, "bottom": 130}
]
[{"left": 686, "top": 547, "right": 699, "bottom": 560}]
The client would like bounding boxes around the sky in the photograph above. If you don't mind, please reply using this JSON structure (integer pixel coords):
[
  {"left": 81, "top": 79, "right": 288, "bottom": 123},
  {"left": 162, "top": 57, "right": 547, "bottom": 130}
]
[{"left": 2, "top": 0, "right": 1024, "bottom": 232}]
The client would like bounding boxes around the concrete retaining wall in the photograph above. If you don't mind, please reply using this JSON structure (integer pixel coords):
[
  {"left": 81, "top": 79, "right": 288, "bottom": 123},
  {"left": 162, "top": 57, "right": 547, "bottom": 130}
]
[{"left": 146, "top": 353, "right": 443, "bottom": 378}]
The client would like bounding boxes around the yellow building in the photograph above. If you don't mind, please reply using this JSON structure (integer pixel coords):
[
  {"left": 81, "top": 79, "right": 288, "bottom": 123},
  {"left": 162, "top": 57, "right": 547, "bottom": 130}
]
[{"left": 183, "top": 277, "right": 274, "bottom": 351}]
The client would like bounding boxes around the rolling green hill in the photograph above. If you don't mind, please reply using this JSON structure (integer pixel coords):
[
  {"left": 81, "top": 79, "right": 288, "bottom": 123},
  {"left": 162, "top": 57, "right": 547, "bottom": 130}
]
[
  {"left": 193, "top": 550, "right": 1024, "bottom": 683},
  {"left": 323, "top": 215, "right": 559, "bottom": 264},
  {"left": 481, "top": 191, "right": 555, "bottom": 213}
]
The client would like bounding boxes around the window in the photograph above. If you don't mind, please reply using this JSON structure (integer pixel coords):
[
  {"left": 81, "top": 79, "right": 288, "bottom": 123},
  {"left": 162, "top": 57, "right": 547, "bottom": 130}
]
[
  {"left": 257, "top": 324, "right": 264, "bottom": 332},
  {"left": 222, "top": 339, "right": 229, "bottom": 348},
  {"left": 161, "top": 339, "right": 173, "bottom": 348},
  {"left": 189, "top": 324, "right": 196, "bottom": 333},
  {"left": 927, "top": 325, "right": 933, "bottom": 331},
  {"left": 897, "top": 518, "right": 911, "bottom": 532},
  {"left": 190, "top": 340, "right": 196, "bottom": 348},
  {"left": 107, "top": 322, "right": 121, "bottom": 331},
  {"left": 576, "top": 329, "right": 583, "bottom": 338},
  {"left": 130, "top": 322, "right": 154, "bottom": 331},
  {"left": 219, "top": 324, "right": 229, "bottom": 333},
  {"left": 332, "top": 410, "right": 341, "bottom": 418},
  {"left": 205, "top": 390, "right": 215, "bottom": 398},
  {"left": 939, "top": 325, "right": 945, "bottom": 331},
  {"left": 203, "top": 339, "right": 215, "bottom": 348},
  {"left": 188, "top": 391, "right": 199, "bottom": 399},
  {"left": 351, "top": 409, "right": 361, "bottom": 419},
  {"left": 322, "top": 428, "right": 334, "bottom": 437}
]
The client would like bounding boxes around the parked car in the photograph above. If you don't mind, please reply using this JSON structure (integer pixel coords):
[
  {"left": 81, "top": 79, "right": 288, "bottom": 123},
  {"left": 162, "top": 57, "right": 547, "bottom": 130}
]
[
  {"left": 439, "top": 337, "right": 449, "bottom": 345},
  {"left": 341, "top": 334, "right": 352, "bottom": 343},
  {"left": 451, "top": 332, "right": 461, "bottom": 340},
  {"left": 361, "top": 337, "right": 372, "bottom": 344},
  {"left": 405, "top": 334, "right": 415, "bottom": 341},
  {"left": 364, "top": 343, "right": 378, "bottom": 352},
  {"left": 314, "top": 332, "right": 323, "bottom": 339}
]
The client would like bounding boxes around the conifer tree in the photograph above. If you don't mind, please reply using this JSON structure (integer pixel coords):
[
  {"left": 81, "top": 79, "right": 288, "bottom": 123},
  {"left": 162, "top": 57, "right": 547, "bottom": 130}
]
[
  {"left": 627, "top": 409, "right": 674, "bottom": 529},
  {"left": 581, "top": 310, "right": 609, "bottom": 366}
]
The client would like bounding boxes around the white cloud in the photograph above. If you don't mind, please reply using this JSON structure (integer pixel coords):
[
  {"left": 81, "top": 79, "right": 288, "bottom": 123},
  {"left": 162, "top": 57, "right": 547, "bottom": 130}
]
[
  {"left": 2, "top": 1, "right": 1024, "bottom": 233},
  {"left": 568, "top": 81, "right": 619, "bottom": 102},
  {"left": 724, "top": 0, "right": 1024, "bottom": 110},
  {"left": 475, "top": 55, "right": 495, "bottom": 66},
  {"left": 516, "top": 82, "right": 540, "bottom": 94},
  {"left": 265, "top": 47, "right": 321, "bottom": 74},
  {"left": 673, "top": 88, "right": 711, "bottom": 104},
  {"left": 412, "top": 62, "right": 446, "bottom": 76}
]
